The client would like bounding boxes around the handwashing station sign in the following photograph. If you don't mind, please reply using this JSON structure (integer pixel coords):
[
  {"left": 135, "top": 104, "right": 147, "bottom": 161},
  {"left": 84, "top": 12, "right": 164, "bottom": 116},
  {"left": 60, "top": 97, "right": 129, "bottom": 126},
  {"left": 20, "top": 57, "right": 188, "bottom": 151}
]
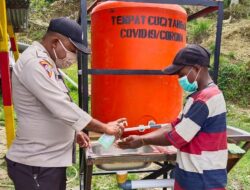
[{"left": 112, "top": 15, "right": 186, "bottom": 42}]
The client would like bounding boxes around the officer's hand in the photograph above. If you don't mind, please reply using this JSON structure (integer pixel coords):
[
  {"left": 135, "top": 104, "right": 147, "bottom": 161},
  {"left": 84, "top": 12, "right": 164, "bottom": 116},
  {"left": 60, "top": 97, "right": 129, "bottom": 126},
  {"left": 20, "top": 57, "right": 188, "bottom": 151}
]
[
  {"left": 116, "top": 135, "right": 143, "bottom": 149},
  {"left": 76, "top": 131, "right": 90, "bottom": 148},
  {"left": 105, "top": 118, "right": 127, "bottom": 139}
]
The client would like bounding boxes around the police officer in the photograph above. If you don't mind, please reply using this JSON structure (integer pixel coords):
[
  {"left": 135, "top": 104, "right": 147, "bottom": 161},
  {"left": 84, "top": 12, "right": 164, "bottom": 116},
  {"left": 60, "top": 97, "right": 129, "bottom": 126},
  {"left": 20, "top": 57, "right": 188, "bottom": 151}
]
[{"left": 5, "top": 17, "right": 126, "bottom": 190}]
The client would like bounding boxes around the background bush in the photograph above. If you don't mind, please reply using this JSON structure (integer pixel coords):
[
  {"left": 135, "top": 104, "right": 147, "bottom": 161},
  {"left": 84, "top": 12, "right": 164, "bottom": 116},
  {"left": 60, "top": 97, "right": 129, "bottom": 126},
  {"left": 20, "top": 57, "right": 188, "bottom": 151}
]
[
  {"left": 187, "top": 19, "right": 212, "bottom": 43},
  {"left": 211, "top": 55, "right": 250, "bottom": 107}
]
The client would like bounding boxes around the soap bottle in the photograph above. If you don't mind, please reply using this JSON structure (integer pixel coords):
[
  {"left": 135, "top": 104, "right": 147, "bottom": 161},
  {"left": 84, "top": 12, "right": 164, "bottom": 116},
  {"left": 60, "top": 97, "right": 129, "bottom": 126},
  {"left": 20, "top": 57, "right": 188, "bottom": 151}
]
[{"left": 98, "top": 134, "right": 115, "bottom": 149}]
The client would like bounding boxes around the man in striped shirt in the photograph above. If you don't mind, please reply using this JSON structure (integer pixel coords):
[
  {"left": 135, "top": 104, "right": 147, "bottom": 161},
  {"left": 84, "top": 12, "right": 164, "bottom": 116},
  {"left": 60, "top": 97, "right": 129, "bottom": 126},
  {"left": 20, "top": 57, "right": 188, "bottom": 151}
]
[{"left": 118, "top": 44, "right": 227, "bottom": 190}]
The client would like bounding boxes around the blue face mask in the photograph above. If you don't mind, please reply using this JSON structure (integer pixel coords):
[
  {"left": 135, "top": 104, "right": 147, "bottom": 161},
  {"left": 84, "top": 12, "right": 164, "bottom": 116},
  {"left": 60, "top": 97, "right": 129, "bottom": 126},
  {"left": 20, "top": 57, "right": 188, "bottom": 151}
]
[{"left": 178, "top": 68, "right": 201, "bottom": 93}]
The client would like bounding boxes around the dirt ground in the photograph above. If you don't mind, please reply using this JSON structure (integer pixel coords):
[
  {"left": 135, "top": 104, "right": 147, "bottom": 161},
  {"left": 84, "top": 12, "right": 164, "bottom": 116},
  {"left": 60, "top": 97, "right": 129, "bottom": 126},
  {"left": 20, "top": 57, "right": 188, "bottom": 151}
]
[
  {"left": 221, "top": 19, "right": 250, "bottom": 62},
  {"left": 18, "top": 0, "right": 80, "bottom": 44},
  {"left": 204, "top": 19, "right": 250, "bottom": 63},
  {"left": 0, "top": 126, "right": 7, "bottom": 172},
  {"left": 0, "top": 126, "right": 12, "bottom": 190}
]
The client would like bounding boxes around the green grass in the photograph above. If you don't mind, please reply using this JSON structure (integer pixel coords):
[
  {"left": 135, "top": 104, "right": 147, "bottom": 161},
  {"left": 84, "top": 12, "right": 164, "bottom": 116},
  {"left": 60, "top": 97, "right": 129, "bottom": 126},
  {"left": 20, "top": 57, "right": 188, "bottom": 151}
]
[
  {"left": 226, "top": 104, "right": 250, "bottom": 190},
  {"left": 187, "top": 18, "right": 213, "bottom": 43},
  {"left": 228, "top": 151, "right": 250, "bottom": 190},
  {"left": 227, "top": 104, "right": 250, "bottom": 132},
  {"left": 62, "top": 64, "right": 79, "bottom": 104},
  {"left": 92, "top": 170, "right": 139, "bottom": 190}
]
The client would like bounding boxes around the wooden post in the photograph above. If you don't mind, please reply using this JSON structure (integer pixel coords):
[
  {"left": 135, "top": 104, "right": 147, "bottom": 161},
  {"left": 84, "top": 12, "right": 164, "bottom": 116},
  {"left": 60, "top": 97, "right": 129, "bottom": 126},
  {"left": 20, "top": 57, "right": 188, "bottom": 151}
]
[{"left": 0, "top": 0, "right": 16, "bottom": 148}]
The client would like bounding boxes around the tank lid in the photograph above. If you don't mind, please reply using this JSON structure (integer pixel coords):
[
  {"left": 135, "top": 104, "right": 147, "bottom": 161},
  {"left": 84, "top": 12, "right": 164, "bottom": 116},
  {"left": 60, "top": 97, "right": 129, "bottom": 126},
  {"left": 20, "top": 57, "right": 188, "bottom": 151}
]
[{"left": 91, "top": 1, "right": 186, "bottom": 15}]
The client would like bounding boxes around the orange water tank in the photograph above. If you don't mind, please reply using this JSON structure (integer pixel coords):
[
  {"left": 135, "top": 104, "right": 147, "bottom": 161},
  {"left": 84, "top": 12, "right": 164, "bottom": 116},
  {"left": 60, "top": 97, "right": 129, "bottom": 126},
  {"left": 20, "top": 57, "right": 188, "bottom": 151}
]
[{"left": 91, "top": 1, "right": 187, "bottom": 136}]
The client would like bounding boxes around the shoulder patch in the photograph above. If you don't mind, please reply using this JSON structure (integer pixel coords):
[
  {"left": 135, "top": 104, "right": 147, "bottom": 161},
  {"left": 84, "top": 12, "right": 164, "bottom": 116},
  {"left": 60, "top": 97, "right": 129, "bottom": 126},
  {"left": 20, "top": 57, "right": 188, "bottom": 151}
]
[{"left": 40, "top": 60, "right": 53, "bottom": 78}]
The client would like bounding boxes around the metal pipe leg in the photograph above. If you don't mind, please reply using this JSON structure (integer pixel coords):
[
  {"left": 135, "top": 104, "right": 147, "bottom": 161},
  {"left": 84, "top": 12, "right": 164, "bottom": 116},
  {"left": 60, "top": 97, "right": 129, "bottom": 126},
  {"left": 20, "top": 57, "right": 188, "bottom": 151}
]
[
  {"left": 84, "top": 164, "right": 93, "bottom": 190},
  {"left": 163, "top": 161, "right": 168, "bottom": 190}
]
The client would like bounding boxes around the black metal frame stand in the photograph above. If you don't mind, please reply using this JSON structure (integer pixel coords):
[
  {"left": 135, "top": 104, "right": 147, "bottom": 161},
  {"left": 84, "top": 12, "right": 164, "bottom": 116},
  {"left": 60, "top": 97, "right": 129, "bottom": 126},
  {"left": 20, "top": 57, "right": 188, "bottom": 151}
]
[{"left": 78, "top": 0, "right": 224, "bottom": 189}]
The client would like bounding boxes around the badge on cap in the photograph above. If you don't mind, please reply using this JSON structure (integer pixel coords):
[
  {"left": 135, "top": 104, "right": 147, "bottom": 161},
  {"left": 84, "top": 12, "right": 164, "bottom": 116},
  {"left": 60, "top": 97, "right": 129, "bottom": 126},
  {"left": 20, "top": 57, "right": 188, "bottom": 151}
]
[{"left": 40, "top": 60, "right": 53, "bottom": 78}]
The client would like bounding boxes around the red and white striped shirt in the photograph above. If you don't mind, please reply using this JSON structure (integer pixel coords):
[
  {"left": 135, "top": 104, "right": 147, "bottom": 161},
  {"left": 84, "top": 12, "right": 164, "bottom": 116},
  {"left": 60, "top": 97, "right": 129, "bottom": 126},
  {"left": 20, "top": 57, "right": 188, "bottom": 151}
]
[{"left": 166, "top": 85, "right": 227, "bottom": 190}]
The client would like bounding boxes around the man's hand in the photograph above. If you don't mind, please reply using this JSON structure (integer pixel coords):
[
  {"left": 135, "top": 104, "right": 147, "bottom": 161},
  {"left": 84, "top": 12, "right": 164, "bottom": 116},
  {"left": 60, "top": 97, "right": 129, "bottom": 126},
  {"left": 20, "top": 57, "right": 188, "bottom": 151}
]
[
  {"left": 117, "top": 135, "right": 144, "bottom": 149},
  {"left": 76, "top": 131, "right": 90, "bottom": 148},
  {"left": 104, "top": 118, "right": 127, "bottom": 139}
]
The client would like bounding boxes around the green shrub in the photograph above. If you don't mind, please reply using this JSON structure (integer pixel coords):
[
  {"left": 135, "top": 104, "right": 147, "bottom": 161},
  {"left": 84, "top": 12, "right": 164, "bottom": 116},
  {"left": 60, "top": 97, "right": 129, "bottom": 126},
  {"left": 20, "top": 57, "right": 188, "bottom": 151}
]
[
  {"left": 62, "top": 64, "right": 79, "bottom": 104},
  {"left": 45, "top": 0, "right": 55, "bottom": 3},
  {"left": 214, "top": 57, "right": 250, "bottom": 106},
  {"left": 30, "top": 0, "right": 50, "bottom": 11},
  {"left": 28, "top": 29, "right": 46, "bottom": 41},
  {"left": 227, "top": 51, "right": 236, "bottom": 60},
  {"left": 208, "top": 42, "right": 216, "bottom": 55},
  {"left": 187, "top": 19, "right": 212, "bottom": 43},
  {"left": 223, "top": 0, "right": 231, "bottom": 8}
]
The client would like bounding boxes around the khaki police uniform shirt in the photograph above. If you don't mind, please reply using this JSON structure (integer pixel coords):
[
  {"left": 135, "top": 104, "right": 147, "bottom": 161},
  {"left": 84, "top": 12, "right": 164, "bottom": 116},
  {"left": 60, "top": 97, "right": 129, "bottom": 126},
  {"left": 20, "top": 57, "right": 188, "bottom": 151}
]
[{"left": 6, "top": 41, "right": 92, "bottom": 167}]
